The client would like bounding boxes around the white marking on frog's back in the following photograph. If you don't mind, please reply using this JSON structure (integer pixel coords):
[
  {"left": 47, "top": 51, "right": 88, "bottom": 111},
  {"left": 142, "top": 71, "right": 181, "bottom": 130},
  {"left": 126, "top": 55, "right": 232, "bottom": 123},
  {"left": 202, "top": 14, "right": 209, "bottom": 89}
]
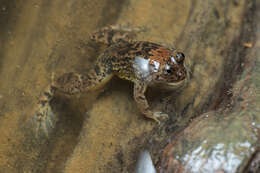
[
  {"left": 133, "top": 56, "right": 152, "bottom": 80},
  {"left": 134, "top": 56, "right": 150, "bottom": 73}
]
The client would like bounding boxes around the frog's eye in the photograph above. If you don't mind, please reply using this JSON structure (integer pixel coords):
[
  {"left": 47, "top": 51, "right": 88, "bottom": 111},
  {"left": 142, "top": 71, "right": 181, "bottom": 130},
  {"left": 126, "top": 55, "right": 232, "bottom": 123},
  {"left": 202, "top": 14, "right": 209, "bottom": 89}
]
[
  {"left": 166, "top": 69, "right": 173, "bottom": 74},
  {"left": 176, "top": 52, "right": 185, "bottom": 63}
]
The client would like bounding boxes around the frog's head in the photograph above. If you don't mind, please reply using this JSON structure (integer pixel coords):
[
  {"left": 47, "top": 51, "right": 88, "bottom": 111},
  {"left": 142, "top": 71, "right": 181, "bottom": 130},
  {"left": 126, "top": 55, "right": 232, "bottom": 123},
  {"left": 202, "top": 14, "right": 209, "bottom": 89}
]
[{"left": 149, "top": 47, "right": 187, "bottom": 86}]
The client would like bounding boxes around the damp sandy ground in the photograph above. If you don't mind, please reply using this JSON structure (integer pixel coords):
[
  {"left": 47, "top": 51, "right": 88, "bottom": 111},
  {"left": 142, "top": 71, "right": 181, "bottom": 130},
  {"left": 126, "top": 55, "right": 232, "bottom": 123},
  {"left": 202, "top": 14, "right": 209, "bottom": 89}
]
[{"left": 0, "top": 0, "right": 259, "bottom": 173}]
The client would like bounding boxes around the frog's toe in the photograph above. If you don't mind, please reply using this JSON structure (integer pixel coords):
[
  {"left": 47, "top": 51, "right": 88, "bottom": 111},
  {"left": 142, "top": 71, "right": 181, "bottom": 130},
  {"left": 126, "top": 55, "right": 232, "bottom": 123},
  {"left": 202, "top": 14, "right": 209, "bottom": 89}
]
[
  {"left": 152, "top": 112, "right": 169, "bottom": 124},
  {"left": 32, "top": 102, "right": 57, "bottom": 138},
  {"left": 154, "top": 112, "right": 169, "bottom": 119}
]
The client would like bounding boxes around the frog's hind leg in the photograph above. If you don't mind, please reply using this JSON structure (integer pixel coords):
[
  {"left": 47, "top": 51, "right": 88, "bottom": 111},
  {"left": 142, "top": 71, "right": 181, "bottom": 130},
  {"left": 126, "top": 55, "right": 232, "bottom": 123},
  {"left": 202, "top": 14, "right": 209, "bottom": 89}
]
[
  {"left": 32, "top": 64, "right": 113, "bottom": 137},
  {"left": 90, "top": 25, "right": 146, "bottom": 45}
]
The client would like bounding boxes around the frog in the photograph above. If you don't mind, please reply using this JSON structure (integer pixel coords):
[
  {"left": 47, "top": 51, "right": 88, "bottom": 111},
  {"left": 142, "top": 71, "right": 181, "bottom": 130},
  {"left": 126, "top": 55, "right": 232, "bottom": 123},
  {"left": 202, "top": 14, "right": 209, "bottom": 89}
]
[{"left": 33, "top": 25, "right": 188, "bottom": 136}]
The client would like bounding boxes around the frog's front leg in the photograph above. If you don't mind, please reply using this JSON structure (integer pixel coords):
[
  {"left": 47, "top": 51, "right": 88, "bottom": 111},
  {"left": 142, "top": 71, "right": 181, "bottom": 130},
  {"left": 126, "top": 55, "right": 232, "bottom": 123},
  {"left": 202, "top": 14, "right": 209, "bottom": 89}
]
[
  {"left": 133, "top": 82, "right": 168, "bottom": 124},
  {"left": 33, "top": 64, "right": 113, "bottom": 137}
]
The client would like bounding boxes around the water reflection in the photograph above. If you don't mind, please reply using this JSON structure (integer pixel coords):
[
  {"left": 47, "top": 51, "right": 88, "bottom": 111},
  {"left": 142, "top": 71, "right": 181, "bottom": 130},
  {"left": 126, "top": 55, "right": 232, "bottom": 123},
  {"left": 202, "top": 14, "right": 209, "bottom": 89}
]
[{"left": 182, "top": 141, "right": 254, "bottom": 173}]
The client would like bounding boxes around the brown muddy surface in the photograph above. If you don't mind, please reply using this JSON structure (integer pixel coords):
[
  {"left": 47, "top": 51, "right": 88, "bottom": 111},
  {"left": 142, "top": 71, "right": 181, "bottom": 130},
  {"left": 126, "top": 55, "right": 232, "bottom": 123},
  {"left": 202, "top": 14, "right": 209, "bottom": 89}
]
[{"left": 0, "top": 0, "right": 259, "bottom": 173}]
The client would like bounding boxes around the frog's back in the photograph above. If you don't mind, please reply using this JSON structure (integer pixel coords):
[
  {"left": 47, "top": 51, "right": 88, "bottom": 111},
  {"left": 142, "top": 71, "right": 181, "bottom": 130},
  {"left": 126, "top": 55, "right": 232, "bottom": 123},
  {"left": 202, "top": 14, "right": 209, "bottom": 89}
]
[
  {"left": 98, "top": 41, "right": 163, "bottom": 81},
  {"left": 106, "top": 41, "right": 164, "bottom": 59}
]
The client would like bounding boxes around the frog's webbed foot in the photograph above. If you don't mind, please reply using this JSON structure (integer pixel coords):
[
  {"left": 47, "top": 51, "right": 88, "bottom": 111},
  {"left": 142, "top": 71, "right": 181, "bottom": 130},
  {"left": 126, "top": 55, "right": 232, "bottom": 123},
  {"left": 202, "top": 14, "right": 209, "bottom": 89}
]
[
  {"left": 90, "top": 25, "right": 147, "bottom": 45},
  {"left": 31, "top": 84, "right": 58, "bottom": 138},
  {"left": 30, "top": 72, "right": 81, "bottom": 138},
  {"left": 32, "top": 101, "right": 57, "bottom": 138}
]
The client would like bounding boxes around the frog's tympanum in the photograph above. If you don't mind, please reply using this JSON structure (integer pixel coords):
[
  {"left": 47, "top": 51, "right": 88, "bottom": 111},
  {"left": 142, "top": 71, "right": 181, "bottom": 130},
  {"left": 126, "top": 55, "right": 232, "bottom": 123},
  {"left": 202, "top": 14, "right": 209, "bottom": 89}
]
[{"left": 34, "top": 26, "right": 188, "bottom": 134}]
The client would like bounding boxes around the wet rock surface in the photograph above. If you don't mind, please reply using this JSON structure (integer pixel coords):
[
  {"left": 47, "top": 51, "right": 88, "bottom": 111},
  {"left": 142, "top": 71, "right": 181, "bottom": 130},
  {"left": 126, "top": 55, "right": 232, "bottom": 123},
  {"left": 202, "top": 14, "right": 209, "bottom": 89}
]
[
  {"left": 0, "top": 0, "right": 259, "bottom": 173},
  {"left": 158, "top": 1, "right": 260, "bottom": 172}
]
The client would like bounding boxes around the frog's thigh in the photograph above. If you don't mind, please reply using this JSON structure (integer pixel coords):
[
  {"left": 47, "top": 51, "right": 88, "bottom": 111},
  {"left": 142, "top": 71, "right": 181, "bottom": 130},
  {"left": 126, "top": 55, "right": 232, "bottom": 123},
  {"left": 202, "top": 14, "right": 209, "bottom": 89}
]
[{"left": 54, "top": 69, "right": 113, "bottom": 95}]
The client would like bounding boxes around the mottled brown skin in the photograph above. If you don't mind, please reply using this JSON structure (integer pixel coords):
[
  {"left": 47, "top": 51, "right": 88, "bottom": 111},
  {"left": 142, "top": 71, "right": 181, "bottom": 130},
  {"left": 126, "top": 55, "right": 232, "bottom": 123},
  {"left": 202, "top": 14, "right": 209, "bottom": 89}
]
[{"left": 34, "top": 26, "right": 188, "bottom": 135}]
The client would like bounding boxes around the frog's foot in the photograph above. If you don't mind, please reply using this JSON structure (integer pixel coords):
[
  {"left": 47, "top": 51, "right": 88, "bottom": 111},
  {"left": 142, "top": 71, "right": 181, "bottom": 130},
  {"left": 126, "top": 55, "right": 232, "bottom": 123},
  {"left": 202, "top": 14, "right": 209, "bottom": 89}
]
[
  {"left": 32, "top": 101, "right": 57, "bottom": 138},
  {"left": 144, "top": 111, "right": 169, "bottom": 124},
  {"left": 151, "top": 112, "right": 169, "bottom": 124}
]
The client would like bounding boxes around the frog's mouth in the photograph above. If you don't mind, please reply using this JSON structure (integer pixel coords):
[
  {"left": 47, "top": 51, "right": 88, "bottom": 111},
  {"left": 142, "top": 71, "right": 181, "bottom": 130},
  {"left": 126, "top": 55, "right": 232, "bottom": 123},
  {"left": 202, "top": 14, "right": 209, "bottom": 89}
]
[
  {"left": 167, "top": 69, "right": 190, "bottom": 87},
  {"left": 166, "top": 78, "right": 188, "bottom": 88},
  {"left": 167, "top": 81, "right": 183, "bottom": 86},
  {"left": 152, "top": 79, "right": 186, "bottom": 89}
]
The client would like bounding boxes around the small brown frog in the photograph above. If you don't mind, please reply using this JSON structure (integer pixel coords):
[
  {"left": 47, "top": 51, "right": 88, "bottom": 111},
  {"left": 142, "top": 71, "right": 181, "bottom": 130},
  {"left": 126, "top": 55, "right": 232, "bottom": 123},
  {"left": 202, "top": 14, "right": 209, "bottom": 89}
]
[{"left": 33, "top": 26, "right": 188, "bottom": 135}]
